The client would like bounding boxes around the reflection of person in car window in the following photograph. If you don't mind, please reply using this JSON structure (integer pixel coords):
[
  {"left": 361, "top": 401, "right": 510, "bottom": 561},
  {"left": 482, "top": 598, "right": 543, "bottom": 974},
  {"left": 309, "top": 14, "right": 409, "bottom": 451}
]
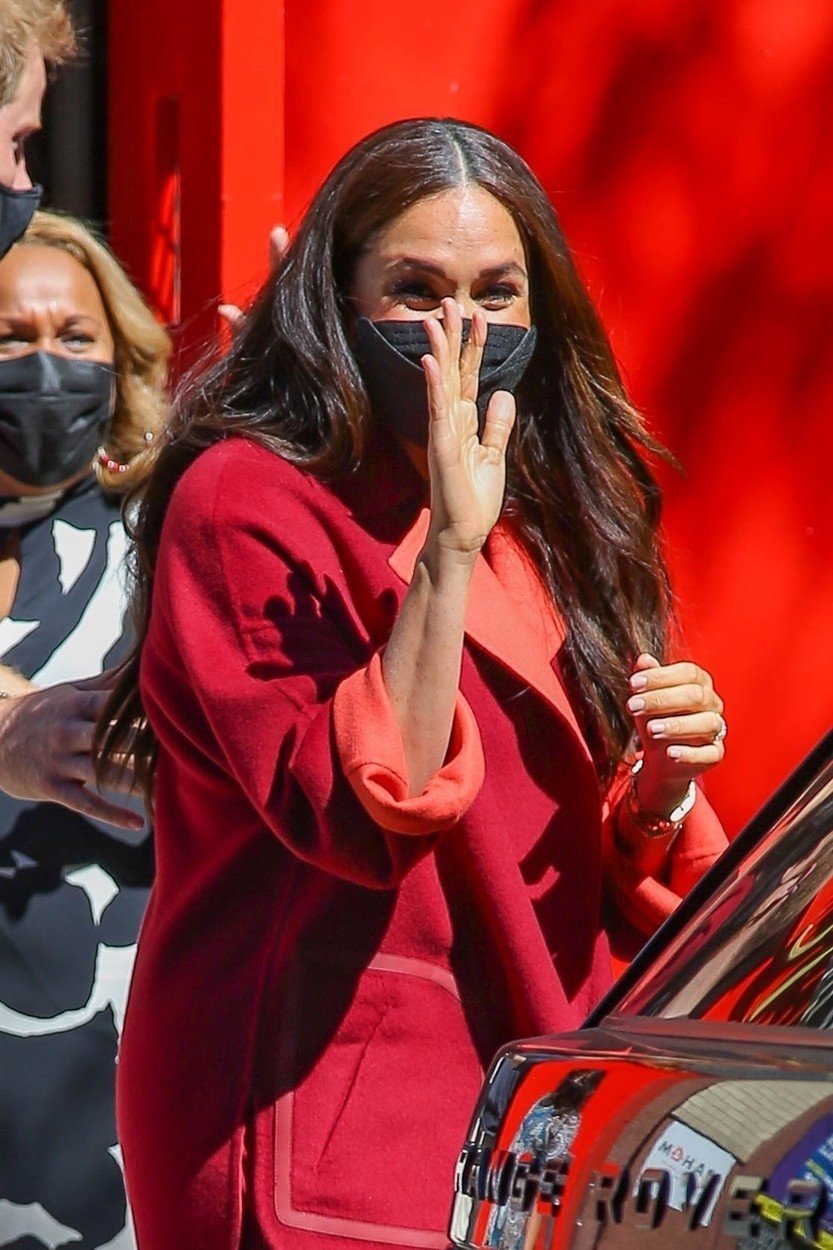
[
  {"left": 488, "top": 1070, "right": 606, "bottom": 1250},
  {"left": 0, "top": 211, "right": 169, "bottom": 1249},
  {"left": 647, "top": 805, "right": 833, "bottom": 1026}
]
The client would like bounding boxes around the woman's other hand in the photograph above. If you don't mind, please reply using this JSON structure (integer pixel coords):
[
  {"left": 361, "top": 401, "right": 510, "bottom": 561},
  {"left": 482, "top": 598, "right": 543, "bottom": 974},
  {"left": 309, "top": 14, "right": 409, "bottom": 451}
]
[
  {"left": 0, "top": 675, "right": 145, "bottom": 829},
  {"left": 626, "top": 652, "right": 726, "bottom": 816},
  {"left": 218, "top": 226, "right": 289, "bottom": 332},
  {"left": 422, "top": 299, "right": 515, "bottom": 564}
]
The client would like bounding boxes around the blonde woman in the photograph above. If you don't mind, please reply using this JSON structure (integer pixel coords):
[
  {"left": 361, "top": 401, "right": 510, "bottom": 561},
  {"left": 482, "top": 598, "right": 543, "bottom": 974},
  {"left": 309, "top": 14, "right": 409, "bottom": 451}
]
[{"left": 0, "top": 210, "right": 169, "bottom": 1250}]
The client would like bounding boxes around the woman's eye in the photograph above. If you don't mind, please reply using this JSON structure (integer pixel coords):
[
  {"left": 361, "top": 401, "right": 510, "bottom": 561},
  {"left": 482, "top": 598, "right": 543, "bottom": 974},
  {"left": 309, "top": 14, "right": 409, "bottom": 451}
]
[
  {"left": 389, "top": 282, "right": 441, "bottom": 307},
  {"left": 63, "top": 332, "right": 95, "bottom": 348},
  {"left": 478, "top": 285, "right": 518, "bottom": 308},
  {"left": 0, "top": 333, "right": 28, "bottom": 346}
]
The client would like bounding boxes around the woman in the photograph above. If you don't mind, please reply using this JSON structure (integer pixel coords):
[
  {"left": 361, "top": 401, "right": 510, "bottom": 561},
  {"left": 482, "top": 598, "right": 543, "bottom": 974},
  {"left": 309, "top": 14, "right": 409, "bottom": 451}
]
[
  {"left": 100, "top": 119, "right": 728, "bottom": 1250},
  {"left": 0, "top": 209, "right": 170, "bottom": 1249}
]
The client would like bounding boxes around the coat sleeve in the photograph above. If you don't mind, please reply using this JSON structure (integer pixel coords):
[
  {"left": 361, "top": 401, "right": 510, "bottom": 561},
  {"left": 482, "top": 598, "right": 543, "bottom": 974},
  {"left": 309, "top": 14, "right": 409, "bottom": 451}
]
[
  {"left": 601, "top": 762, "right": 729, "bottom": 944},
  {"left": 149, "top": 447, "right": 485, "bottom": 889},
  {"left": 333, "top": 652, "right": 484, "bottom": 834}
]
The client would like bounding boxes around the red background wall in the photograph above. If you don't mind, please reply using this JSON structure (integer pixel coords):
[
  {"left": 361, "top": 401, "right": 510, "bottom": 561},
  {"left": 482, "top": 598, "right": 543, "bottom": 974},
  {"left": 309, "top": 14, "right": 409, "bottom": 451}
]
[{"left": 109, "top": 0, "right": 833, "bottom": 837}]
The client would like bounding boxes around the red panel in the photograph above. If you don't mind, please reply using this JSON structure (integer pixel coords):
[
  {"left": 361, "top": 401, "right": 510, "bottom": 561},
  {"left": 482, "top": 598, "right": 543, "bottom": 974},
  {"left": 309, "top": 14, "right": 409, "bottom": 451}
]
[
  {"left": 108, "top": 0, "right": 220, "bottom": 359},
  {"left": 150, "top": 96, "right": 181, "bottom": 326},
  {"left": 219, "top": 1, "right": 284, "bottom": 310},
  {"left": 282, "top": 0, "right": 521, "bottom": 226},
  {"left": 108, "top": 0, "right": 283, "bottom": 361}
]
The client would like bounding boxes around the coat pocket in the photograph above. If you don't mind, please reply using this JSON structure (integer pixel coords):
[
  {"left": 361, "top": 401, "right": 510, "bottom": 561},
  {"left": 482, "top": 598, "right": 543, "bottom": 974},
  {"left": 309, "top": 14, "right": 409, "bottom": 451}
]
[{"left": 272, "top": 950, "right": 484, "bottom": 1246}]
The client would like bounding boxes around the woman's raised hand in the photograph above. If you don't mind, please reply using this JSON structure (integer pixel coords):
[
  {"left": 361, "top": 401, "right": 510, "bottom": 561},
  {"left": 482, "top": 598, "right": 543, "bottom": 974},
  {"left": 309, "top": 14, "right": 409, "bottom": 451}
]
[{"left": 421, "top": 299, "right": 515, "bottom": 562}]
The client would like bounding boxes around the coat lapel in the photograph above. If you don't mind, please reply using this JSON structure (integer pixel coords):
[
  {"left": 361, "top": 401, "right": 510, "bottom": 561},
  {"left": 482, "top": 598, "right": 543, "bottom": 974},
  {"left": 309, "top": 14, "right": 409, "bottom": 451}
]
[{"left": 389, "top": 507, "right": 592, "bottom": 760}]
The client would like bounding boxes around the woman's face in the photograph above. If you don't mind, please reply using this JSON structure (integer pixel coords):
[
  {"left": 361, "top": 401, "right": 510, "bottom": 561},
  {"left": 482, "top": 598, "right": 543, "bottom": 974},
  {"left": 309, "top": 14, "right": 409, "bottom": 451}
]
[
  {"left": 0, "top": 243, "right": 115, "bottom": 497},
  {"left": 0, "top": 244, "right": 115, "bottom": 365},
  {"left": 349, "top": 185, "right": 532, "bottom": 328}
]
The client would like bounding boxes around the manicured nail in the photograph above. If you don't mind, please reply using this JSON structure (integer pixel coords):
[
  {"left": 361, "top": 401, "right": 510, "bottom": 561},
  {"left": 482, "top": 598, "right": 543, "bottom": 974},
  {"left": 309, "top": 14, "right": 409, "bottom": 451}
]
[
  {"left": 648, "top": 720, "right": 666, "bottom": 738},
  {"left": 630, "top": 673, "right": 648, "bottom": 690},
  {"left": 627, "top": 696, "right": 645, "bottom": 712},
  {"left": 667, "top": 746, "right": 684, "bottom": 759}
]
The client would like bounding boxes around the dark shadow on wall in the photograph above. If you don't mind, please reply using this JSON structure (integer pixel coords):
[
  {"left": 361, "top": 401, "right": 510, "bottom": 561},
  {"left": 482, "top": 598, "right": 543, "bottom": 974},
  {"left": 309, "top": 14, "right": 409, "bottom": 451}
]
[{"left": 27, "top": 0, "right": 109, "bottom": 231}]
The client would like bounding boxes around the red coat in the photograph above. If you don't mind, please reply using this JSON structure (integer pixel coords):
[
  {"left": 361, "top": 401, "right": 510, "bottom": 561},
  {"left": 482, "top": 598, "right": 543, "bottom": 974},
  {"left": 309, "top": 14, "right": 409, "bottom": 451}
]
[{"left": 118, "top": 435, "right": 726, "bottom": 1250}]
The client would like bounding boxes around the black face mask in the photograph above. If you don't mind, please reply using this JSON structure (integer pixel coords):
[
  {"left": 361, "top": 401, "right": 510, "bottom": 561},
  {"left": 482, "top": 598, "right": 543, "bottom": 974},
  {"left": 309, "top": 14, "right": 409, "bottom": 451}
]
[
  {"left": 352, "top": 317, "right": 537, "bottom": 448},
  {"left": 0, "top": 351, "right": 115, "bottom": 487},
  {"left": 0, "top": 181, "right": 41, "bottom": 258}
]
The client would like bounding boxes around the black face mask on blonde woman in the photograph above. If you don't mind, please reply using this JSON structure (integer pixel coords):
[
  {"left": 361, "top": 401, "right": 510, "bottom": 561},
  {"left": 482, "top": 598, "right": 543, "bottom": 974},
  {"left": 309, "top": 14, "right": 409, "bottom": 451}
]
[{"left": 0, "top": 350, "right": 114, "bottom": 488}]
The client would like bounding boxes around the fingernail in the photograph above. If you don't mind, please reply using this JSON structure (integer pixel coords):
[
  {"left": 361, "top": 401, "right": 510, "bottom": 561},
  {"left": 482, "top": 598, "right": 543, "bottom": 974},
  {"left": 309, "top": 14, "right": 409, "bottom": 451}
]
[
  {"left": 630, "top": 673, "right": 648, "bottom": 690},
  {"left": 627, "top": 696, "right": 645, "bottom": 712},
  {"left": 667, "top": 746, "right": 683, "bottom": 760},
  {"left": 648, "top": 720, "right": 666, "bottom": 738}
]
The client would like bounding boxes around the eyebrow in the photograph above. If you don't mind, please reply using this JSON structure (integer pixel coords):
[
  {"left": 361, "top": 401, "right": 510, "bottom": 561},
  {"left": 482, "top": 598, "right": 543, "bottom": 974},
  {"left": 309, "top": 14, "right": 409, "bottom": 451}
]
[
  {"left": 385, "top": 258, "right": 527, "bottom": 282},
  {"left": 0, "top": 311, "right": 101, "bottom": 328}
]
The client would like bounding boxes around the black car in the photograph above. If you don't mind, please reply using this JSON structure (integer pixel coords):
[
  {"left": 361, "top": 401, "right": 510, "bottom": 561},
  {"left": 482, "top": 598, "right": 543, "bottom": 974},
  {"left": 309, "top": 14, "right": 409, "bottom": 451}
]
[{"left": 451, "top": 728, "right": 833, "bottom": 1250}]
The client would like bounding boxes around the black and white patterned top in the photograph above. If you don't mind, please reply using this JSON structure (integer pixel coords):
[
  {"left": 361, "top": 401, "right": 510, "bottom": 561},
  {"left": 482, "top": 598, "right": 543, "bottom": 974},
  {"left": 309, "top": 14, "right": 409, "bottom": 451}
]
[{"left": 0, "top": 476, "right": 150, "bottom": 1250}]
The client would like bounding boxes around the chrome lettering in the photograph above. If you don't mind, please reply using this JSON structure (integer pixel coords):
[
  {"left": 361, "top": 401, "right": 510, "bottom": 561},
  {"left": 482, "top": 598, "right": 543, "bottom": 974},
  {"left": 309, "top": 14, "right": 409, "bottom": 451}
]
[
  {"left": 633, "top": 1168, "right": 671, "bottom": 1230},
  {"left": 455, "top": 1145, "right": 573, "bottom": 1217},
  {"left": 456, "top": 1147, "right": 824, "bottom": 1250},
  {"left": 779, "top": 1178, "right": 825, "bottom": 1246},
  {"left": 687, "top": 1170, "right": 723, "bottom": 1230},
  {"left": 724, "top": 1175, "right": 767, "bottom": 1239},
  {"left": 587, "top": 1165, "right": 629, "bottom": 1225}
]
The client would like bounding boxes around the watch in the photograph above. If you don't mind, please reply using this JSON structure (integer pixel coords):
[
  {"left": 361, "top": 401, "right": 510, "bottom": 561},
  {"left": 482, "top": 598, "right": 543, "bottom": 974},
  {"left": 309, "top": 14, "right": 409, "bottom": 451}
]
[{"left": 626, "top": 758, "right": 696, "bottom": 839}]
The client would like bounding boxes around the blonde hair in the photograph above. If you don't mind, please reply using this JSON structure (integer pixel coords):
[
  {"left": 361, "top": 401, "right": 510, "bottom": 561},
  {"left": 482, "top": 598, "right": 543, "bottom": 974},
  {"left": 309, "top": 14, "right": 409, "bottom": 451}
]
[
  {"left": 21, "top": 211, "right": 172, "bottom": 493},
  {"left": 0, "top": 0, "right": 76, "bottom": 108}
]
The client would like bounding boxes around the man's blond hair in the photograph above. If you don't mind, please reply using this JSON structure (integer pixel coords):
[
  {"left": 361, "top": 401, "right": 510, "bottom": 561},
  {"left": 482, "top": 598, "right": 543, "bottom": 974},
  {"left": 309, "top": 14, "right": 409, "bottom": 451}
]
[{"left": 0, "top": 0, "right": 76, "bottom": 108}]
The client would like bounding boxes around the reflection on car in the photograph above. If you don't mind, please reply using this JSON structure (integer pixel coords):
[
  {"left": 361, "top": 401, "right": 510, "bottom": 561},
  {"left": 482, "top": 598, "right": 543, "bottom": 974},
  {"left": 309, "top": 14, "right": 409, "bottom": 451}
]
[{"left": 450, "top": 729, "right": 833, "bottom": 1250}]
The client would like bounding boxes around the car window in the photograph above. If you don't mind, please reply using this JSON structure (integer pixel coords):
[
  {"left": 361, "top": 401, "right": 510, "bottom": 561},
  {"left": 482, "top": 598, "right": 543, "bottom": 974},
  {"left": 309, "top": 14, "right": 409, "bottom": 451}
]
[{"left": 613, "top": 736, "right": 833, "bottom": 1029}]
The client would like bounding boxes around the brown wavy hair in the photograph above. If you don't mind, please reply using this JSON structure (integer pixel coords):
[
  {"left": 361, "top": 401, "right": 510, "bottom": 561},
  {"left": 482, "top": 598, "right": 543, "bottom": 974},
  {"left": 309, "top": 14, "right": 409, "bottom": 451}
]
[
  {"left": 0, "top": 0, "right": 76, "bottom": 108},
  {"left": 23, "top": 211, "right": 172, "bottom": 493},
  {"left": 97, "top": 117, "right": 676, "bottom": 795}
]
